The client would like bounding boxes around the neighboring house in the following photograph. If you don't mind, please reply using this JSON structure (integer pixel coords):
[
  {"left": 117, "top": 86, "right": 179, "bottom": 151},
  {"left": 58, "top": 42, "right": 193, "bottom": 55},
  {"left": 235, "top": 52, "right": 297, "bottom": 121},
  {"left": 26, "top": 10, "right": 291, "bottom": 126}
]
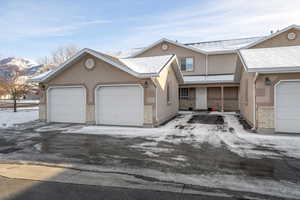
[
  {"left": 30, "top": 48, "right": 183, "bottom": 127},
  {"left": 237, "top": 47, "right": 300, "bottom": 133},
  {"left": 235, "top": 24, "right": 300, "bottom": 133}
]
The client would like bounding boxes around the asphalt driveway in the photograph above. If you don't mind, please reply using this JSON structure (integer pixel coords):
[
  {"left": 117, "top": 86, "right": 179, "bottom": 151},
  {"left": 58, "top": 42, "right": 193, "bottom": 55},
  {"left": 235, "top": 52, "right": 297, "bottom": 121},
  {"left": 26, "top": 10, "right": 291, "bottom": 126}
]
[{"left": 1, "top": 112, "right": 300, "bottom": 198}]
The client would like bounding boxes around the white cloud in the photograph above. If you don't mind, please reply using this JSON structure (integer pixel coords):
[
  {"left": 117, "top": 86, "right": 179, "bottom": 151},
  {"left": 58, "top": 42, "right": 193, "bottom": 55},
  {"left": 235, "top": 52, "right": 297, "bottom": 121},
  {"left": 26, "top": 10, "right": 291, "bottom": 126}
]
[
  {"left": 0, "top": 1, "right": 111, "bottom": 40},
  {"left": 14, "top": 20, "right": 112, "bottom": 38},
  {"left": 115, "top": 0, "right": 300, "bottom": 50}
]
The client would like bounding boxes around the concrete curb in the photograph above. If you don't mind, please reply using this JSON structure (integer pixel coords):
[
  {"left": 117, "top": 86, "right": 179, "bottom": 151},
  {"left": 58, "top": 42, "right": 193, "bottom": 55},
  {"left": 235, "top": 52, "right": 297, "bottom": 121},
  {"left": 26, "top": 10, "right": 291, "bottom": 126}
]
[{"left": 0, "top": 160, "right": 233, "bottom": 198}]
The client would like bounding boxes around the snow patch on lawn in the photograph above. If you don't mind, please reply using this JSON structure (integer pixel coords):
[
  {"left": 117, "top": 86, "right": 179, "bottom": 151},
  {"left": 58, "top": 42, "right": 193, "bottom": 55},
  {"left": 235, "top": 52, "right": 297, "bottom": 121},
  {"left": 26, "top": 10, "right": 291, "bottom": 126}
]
[{"left": 0, "top": 107, "right": 38, "bottom": 128}]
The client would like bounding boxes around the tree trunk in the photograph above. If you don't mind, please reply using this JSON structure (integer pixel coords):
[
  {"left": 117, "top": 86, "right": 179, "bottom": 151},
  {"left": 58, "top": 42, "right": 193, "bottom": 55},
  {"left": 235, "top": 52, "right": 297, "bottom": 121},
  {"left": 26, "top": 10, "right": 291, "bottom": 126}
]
[{"left": 13, "top": 98, "right": 17, "bottom": 112}]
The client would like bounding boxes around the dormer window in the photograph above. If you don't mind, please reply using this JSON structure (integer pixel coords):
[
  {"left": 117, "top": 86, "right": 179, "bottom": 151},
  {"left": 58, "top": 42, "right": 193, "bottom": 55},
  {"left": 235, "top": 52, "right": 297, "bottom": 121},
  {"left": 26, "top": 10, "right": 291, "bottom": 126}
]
[{"left": 180, "top": 57, "right": 194, "bottom": 72}]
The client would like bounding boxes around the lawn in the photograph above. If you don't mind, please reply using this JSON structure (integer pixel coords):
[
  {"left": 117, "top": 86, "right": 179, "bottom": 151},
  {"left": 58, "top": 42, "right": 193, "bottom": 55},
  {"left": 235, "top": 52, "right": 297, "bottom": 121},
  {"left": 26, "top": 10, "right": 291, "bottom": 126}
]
[{"left": 0, "top": 107, "right": 38, "bottom": 128}]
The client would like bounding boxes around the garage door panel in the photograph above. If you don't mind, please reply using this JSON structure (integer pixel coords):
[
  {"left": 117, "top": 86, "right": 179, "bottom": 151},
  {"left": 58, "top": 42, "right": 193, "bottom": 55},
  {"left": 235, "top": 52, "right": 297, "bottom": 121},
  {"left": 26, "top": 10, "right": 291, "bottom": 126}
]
[
  {"left": 276, "top": 81, "right": 300, "bottom": 133},
  {"left": 96, "top": 86, "right": 143, "bottom": 126},
  {"left": 48, "top": 87, "right": 85, "bottom": 123},
  {"left": 277, "top": 119, "right": 300, "bottom": 133},
  {"left": 277, "top": 109, "right": 300, "bottom": 119}
]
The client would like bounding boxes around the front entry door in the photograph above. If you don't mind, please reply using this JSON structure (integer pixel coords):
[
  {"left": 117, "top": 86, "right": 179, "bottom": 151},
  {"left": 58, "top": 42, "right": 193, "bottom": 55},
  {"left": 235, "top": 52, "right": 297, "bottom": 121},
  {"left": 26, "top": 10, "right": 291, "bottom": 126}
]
[{"left": 196, "top": 87, "right": 207, "bottom": 110}]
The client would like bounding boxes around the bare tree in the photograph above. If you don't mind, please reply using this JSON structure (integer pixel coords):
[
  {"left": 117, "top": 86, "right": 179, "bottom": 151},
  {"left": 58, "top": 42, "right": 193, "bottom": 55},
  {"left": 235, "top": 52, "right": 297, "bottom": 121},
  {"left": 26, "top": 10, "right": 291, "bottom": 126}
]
[
  {"left": 0, "top": 70, "right": 34, "bottom": 112},
  {"left": 35, "top": 45, "right": 80, "bottom": 75},
  {"left": 37, "top": 45, "right": 79, "bottom": 70},
  {"left": 36, "top": 56, "right": 51, "bottom": 66},
  {"left": 36, "top": 56, "right": 56, "bottom": 72},
  {"left": 51, "top": 45, "right": 79, "bottom": 66}
]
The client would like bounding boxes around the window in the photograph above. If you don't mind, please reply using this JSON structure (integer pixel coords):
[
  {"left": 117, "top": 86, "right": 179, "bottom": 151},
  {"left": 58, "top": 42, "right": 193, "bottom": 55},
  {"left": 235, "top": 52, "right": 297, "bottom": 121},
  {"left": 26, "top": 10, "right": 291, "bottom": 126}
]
[
  {"left": 180, "top": 57, "right": 194, "bottom": 71},
  {"left": 180, "top": 88, "right": 189, "bottom": 99},
  {"left": 167, "top": 83, "right": 171, "bottom": 103}
]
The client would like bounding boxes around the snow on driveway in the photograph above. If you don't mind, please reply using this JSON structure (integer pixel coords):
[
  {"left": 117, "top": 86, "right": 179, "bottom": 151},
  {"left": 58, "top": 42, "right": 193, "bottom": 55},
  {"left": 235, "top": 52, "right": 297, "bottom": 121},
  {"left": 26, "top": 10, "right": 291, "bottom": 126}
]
[
  {"left": 63, "top": 111, "right": 300, "bottom": 159},
  {"left": 0, "top": 107, "right": 38, "bottom": 128},
  {"left": 222, "top": 114, "right": 300, "bottom": 159}
]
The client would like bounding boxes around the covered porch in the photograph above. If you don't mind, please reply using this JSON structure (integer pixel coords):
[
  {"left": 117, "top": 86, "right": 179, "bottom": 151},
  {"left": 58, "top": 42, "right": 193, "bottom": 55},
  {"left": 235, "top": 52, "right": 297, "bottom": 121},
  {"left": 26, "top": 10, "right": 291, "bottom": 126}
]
[
  {"left": 179, "top": 85, "right": 239, "bottom": 111},
  {"left": 179, "top": 74, "right": 239, "bottom": 111}
]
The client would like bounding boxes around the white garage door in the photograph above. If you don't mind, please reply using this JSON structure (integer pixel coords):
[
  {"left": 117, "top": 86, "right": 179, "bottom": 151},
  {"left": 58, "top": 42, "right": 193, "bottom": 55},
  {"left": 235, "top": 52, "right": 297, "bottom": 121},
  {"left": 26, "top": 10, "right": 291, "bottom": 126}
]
[
  {"left": 48, "top": 87, "right": 85, "bottom": 123},
  {"left": 96, "top": 85, "right": 143, "bottom": 126},
  {"left": 276, "top": 81, "right": 300, "bottom": 133}
]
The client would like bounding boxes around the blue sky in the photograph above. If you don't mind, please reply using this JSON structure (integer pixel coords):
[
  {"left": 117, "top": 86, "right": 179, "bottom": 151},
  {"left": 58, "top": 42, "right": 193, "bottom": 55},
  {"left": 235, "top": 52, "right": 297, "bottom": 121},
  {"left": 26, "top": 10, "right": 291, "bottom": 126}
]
[{"left": 0, "top": 0, "right": 300, "bottom": 60}]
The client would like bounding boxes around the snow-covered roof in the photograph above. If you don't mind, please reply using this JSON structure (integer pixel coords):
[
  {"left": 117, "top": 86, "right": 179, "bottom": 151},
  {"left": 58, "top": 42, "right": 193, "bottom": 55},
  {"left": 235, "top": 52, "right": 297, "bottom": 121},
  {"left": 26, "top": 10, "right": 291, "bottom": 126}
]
[
  {"left": 183, "top": 74, "right": 236, "bottom": 84},
  {"left": 239, "top": 46, "right": 300, "bottom": 73},
  {"left": 120, "top": 55, "right": 173, "bottom": 74},
  {"left": 185, "top": 37, "right": 264, "bottom": 53},
  {"left": 131, "top": 37, "right": 266, "bottom": 57},
  {"left": 108, "top": 48, "right": 143, "bottom": 58},
  {"left": 130, "top": 25, "right": 300, "bottom": 57},
  {"left": 131, "top": 38, "right": 208, "bottom": 57},
  {"left": 27, "top": 70, "right": 53, "bottom": 82},
  {"left": 29, "top": 48, "right": 183, "bottom": 83}
]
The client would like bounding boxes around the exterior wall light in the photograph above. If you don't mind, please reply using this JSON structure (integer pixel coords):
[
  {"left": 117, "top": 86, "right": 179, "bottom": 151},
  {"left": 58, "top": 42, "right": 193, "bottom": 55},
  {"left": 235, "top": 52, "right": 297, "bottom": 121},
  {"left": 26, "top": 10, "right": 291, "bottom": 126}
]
[
  {"left": 40, "top": 84, "right": 46, "bottom": 91},
  {"left": 265, "top": 77, "right": 272, "bottom": 86},
  {"left": 144, "top": 81, "right": 149, "bottom": 88}
]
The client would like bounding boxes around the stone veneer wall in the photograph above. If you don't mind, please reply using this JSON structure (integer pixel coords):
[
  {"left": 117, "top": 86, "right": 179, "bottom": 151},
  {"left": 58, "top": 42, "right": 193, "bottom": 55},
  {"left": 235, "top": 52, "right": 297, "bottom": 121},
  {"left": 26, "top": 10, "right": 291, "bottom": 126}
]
[{"left": 257, "top": 106, "right": 274, "bottom": 129}]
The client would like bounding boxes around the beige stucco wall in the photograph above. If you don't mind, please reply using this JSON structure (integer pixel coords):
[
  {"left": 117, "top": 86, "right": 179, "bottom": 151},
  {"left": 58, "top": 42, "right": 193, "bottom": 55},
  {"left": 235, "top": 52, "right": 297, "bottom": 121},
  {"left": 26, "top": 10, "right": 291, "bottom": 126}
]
[
  {"left": 255, "top": 73, "right": 300, "bottom": 129},
  {"left": 207, "top": 53, "right": 237, "bottom": 74},
  {"left": 154, "top": 61, "right": 179, "bottom": 124},
  {"left": 238, "top": 62, "right": 256, "bottom": 126},
  {"left": 135, "top": 41, "right": 237, "bottom": 76},
  {"left": 137, "top": 42, "right": 206, "bottom": 75},
  {"left": 251, "top": 29, "right": 300, "bottom": 48},
  {"left": 40, "top": 54, "right": 157, "bottom": 126}
]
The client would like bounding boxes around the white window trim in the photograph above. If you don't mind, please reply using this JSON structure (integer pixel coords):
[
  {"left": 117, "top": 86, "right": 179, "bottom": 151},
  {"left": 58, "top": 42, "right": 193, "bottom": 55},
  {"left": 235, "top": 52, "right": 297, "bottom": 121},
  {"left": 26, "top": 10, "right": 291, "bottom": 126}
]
[{"left": 180, "top": 57, "right": 194, "bottom": 72}]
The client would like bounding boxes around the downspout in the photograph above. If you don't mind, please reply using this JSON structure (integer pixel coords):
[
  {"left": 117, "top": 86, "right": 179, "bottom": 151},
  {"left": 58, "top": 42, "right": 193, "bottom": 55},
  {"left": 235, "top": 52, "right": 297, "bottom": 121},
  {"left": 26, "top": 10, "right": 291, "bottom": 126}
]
[
  {"left": 205, "top": 54, "right": 208, "bottom": 75},
  {"left": 253, "top": 72, "right": 259, "bottom": 130}
]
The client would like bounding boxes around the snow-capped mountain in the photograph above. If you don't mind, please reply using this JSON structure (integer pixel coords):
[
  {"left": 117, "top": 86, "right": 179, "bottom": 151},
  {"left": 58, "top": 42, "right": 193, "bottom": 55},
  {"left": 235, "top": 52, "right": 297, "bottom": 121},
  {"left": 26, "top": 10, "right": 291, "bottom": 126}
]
[{"left": 0, "top": 57, "right": 44, "bottom": 83}]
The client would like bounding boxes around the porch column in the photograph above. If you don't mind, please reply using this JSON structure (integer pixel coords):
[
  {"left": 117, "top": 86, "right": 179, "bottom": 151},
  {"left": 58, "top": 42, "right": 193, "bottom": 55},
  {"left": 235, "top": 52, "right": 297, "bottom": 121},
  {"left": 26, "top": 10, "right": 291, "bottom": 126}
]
[{"left": 221, "top": 86, "right": 224, "bottom": 112}]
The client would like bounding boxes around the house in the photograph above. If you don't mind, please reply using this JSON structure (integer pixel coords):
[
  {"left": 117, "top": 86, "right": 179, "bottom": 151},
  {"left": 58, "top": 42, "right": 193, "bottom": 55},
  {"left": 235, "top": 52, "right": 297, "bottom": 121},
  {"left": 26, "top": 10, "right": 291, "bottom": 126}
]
[
  {"left": 30, "top": 48, "right": 183, "bottom": 127},
  {"left": 130, "top": 37, "right": 263, "bottom": 112},
  {"left": 129, "top": 24, "right": 300, "bottom": 133},
  {"left": 31, "top": 24, "right": 300, "bottom": 133}
]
